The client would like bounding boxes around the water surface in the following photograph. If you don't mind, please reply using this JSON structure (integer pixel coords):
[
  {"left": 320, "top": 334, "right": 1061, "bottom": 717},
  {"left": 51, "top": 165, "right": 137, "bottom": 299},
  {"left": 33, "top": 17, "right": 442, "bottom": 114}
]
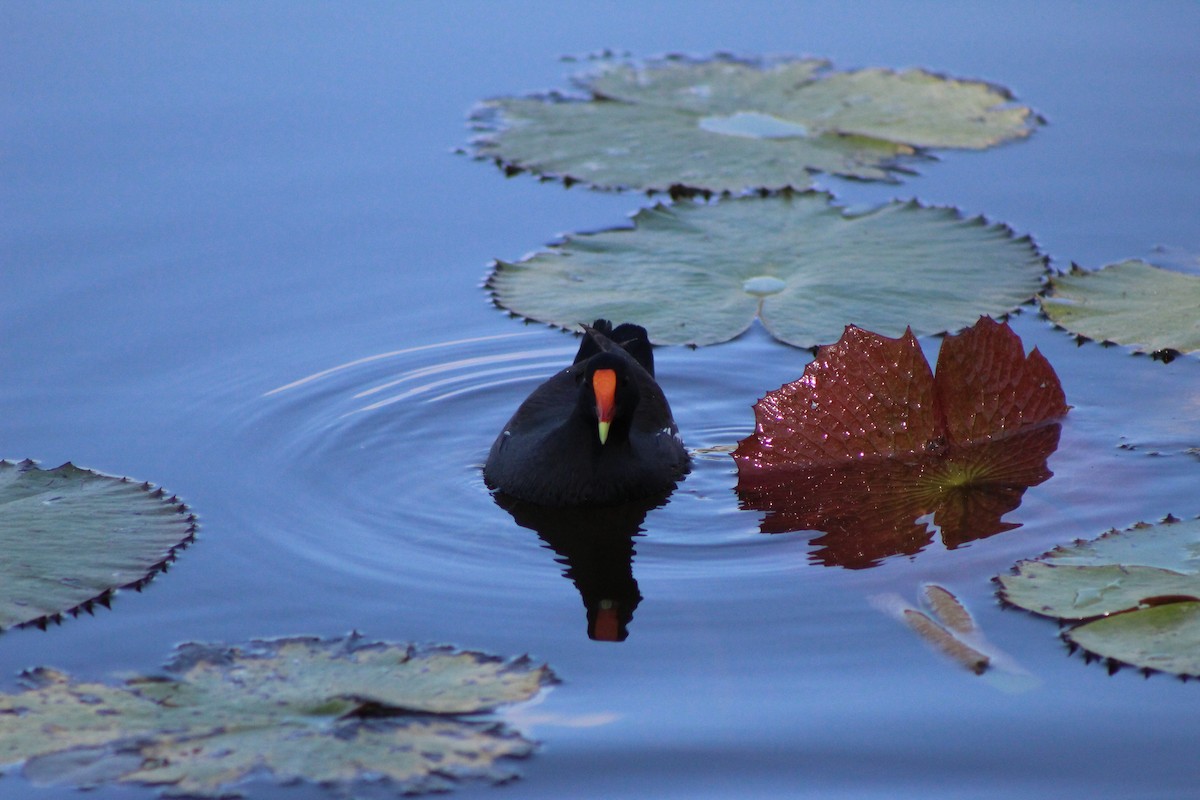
[{"left": 3, "top": 3, "right": 1199, "bottom": 799}]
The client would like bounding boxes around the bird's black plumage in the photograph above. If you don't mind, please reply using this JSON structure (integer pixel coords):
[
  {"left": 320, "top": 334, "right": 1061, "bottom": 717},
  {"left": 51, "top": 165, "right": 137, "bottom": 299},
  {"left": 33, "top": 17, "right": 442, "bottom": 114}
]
[{"left": 484, "top": 320, "right": 689, "bottom": 506}]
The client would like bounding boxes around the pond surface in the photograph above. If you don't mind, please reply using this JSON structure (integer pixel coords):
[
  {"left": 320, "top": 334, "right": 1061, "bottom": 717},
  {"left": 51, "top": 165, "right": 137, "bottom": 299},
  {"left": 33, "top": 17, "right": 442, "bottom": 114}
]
[{"left": 3, "top": 3, "right": 1200, "bottom": 798}]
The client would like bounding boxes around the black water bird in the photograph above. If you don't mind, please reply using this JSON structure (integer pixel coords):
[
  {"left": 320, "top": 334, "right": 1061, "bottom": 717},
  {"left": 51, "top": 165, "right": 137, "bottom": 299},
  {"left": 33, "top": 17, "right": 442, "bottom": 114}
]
[{"left": 484, "top": 320, "right": 689, "bottom": 506}]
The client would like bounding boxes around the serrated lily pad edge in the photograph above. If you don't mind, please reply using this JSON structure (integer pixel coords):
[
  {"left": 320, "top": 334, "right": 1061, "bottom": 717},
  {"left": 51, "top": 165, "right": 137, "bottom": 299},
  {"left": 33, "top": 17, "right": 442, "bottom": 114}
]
[
  {"left": 466, "top": 52, "right": 1042, "bottom": 196},
  {"left": 1040, "top": 262, "right": 1195, "bottom": 363},
  {"left": 995, "top": 514, "right": 1200, "bottom": 678},
  {"left": 1, "top": 458, "right": 198, "bottom": 633},
  {"left": 484, "top": 189, "right": 1051, "bottom": 348},
  {"left": 0, "top": 633, "right": 558, "bottom": 797}
]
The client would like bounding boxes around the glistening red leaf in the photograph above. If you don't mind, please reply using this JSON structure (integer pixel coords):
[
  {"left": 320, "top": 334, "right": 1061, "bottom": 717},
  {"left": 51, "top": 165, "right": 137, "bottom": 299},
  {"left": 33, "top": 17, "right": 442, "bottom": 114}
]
[
  {"left": 733, "top": 317, "right": 1068, "bottom": 568},
  {"left": 736, "top": 327, "right": 938, "bottom": 470},
  {"left": 933, "top": 316, "right": 1068, "bottom": 445}
]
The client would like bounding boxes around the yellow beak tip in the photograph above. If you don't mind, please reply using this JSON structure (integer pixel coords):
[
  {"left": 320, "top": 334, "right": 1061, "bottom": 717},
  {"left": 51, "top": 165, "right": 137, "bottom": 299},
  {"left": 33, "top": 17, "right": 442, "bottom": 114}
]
[{"left": 598, "top": 421, "right": 611, "bottom": 445}]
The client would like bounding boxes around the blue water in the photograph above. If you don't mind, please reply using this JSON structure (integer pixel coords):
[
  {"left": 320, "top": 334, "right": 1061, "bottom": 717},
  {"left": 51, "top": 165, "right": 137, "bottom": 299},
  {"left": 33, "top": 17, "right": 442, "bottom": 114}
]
[{"left": 3, "top": 3, "right": 1199, "bottom": 799}]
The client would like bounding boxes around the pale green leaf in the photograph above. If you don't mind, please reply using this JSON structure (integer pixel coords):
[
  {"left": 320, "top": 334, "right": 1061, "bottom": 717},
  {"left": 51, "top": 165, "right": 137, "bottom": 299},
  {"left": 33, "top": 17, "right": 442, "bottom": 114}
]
[
  {"left": 998, "top": 517, "right": 1200, "bottom": 676},
  {"left": 1067, "top": 601, "right": 1200, "bottom": 676},
  {"left": 999, "top": 562, "right": 1199, "bottom": 621},
  {"left": 0, "top": 459, "right": 196, "bottom": 631},
  {"left": 472, "top": 56, "right": 1038, "bottom": 192},
  {"left": 0, "top": 635, "right": 554, "bottom": 797},
  {"left": 489, "top": 193, "right": 1046, "bottom": 347},
  {"left": 588, "top": 57, "right": 831, "bottom": 114},
  {"left": 1041, "top": 260, "right": 1200, "bottom": 356}
]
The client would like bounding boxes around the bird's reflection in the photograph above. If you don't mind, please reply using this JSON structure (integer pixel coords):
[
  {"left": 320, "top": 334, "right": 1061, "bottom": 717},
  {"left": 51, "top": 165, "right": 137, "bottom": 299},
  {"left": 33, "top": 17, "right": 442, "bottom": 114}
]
[{"left": 492, "top": 493, "right": 668, "bottom": 641}]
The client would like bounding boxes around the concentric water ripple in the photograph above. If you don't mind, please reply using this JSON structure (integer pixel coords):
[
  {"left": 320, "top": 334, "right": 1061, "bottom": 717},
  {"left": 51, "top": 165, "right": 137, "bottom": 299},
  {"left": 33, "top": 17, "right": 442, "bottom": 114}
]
[
  {"left": 238, "top": 328, "right": 815, "bottom": 607},
  {"left": 234, "top": 314, "right": 1200, "bottom": 631}
]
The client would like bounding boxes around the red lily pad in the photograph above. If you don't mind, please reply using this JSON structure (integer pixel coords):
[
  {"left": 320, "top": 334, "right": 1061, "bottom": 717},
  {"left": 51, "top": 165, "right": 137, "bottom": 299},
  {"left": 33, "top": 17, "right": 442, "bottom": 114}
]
[{"left": 733, "top": 317, "right": 1068, "bottom": 568}]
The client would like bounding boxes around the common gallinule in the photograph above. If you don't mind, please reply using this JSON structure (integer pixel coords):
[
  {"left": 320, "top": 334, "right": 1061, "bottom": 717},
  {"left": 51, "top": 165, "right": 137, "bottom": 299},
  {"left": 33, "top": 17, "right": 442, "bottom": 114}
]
[{"left": 484, "top": 320, "right": 689, "bottom": 506}]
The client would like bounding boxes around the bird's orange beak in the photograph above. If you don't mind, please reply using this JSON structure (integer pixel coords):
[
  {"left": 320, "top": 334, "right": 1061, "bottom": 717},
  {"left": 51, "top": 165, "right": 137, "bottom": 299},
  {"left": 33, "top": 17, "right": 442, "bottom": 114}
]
[{"left": 593, "top": 368, "right": 616, "bottom": 445}]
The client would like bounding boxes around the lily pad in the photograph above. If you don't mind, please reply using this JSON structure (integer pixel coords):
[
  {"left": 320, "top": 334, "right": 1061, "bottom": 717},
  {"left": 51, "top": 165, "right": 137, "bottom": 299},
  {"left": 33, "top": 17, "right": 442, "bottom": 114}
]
[
  {"left": 998, "top": 516, "right": 1200, "bottom": 676},
  {"left": 0, "top": 634, "right": 555, "bottom": 797},
  {"left": 470, "top": 55, "right": 1038, "bottom": 193},
  {"left": 1041, "top": 260, "right": 1200, "bottom": 358},
  {"left": 734, "top": 317, "right": 1068, "bottom": 567},
  {"left": 0, "top": 459, "right": 196, "bottom": 631},
  {"left": 489, "top": 193, "right": 1046, "bottom": 348}
]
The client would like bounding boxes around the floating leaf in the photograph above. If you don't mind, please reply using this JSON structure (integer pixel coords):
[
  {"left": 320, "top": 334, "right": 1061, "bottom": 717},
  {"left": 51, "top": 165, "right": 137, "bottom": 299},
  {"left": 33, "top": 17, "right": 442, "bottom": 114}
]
[
  {"left": 1067, "top": 602, "right": 1200, "bottom": 676},
  {"left": 0, "top": 634, "right": 554, "bottom": 797},
  {"left": 470, "top": 55, "right": 1038, "bottom": 193},
  {"left": 872, "top": 585, "right": 1040, "bottom": 691},
  {"left": 900, "top": 586, "right": 991, "bottom": 674},
  {"left": 0, "top": 459, "right": 196, "bottom": 631},
  {"left": 489, "top": 193, "right": 1046, "bottom": 348},
  {"left": 734, "top": 317, "right": 1068, "bottom": 567},
  {"left": 1041, "top": 260, "right": 1200, "bottom": 357},
  {"left": 998, "top": 516, "right": 1200, "bottom": 676}
]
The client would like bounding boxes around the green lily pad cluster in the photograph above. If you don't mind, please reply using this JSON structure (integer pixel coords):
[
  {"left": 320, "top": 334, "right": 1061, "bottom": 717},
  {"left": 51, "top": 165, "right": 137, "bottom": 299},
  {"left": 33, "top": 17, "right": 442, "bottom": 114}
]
[
  {"left": 475, "top": 55, "right": 1199, "bottom": 358},
  {"left": 998, "top": 516, "right": 1200, "bottom": 677},
  {"left": 0, "top": 461, "right": 558, "bottom": 795},
  {"left": 474, "top": 55, "right": 1053, "bottom": 347},
  {"left": 0, "top": 635, "right": 555, "bottom": 797}
]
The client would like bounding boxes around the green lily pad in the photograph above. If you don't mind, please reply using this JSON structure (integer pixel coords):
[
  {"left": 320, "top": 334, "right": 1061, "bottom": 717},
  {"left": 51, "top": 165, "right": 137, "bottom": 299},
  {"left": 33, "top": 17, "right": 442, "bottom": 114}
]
[
  {"left": 0, "top": 459, "right": 197, "bottom": 631},
  {"left": 1041, "top": 260, "right": 1200, "bottom": 357},
  {"left": 997, "top": 516, "right": 1200, "bottom": 676},
  {"left": 1067, "top": 602, "right": 1200, "bottom": 676},
  {"left": 489, "top": 193, "right": 1046, "bottom": 347},
  {"left": 470, "top": 55, "right": 1038, "bottom": 193},
  {"left": 0, "top": 634, "right": 555, "bottom": 797}
]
